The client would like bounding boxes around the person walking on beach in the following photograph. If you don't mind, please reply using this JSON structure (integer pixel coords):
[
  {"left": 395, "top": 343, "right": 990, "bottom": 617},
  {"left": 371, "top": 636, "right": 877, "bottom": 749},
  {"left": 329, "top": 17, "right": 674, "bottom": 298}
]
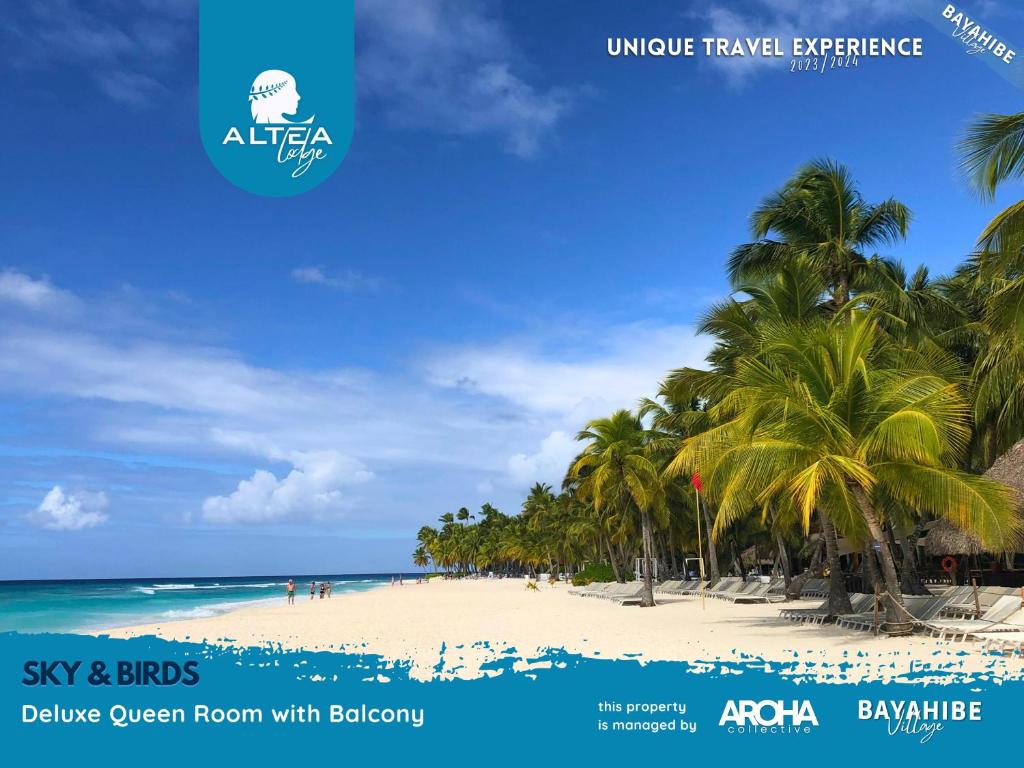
[
  {"left": 310, "top": 581, "right": 316, "bottom": 600},
  {"left": 286, "top": 579, "right": 295, "bottom": 605},
  {"left": 319, "top": 582, "right": 326, "bottom": 599},
  {"left": 326, "top": 581, "right": 332, "bottom": 598}
]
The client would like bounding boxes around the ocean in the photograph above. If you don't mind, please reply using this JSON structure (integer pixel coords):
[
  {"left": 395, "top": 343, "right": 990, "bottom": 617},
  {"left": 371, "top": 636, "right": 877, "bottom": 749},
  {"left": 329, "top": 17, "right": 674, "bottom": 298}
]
[{"left": 0, "top": 574, "right": 419, "bottom": 634}]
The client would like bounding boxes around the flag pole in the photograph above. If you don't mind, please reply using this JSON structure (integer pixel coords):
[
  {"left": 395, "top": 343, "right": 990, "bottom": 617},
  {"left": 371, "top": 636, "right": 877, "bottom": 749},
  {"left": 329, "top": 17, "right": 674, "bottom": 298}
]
[{"left": 695, "top": 484, "right": 706, "bottom": 611}]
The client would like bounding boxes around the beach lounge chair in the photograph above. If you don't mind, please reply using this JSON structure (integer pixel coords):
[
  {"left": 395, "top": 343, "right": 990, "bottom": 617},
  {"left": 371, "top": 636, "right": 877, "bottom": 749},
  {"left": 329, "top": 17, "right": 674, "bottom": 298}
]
[
  {"left": 668, "top": 579, "right": 711, "bottom": 597},
  {"left": 596, "top": 583, "right": 637, "bottom": 600},
  {"left": 779, "top": 599, "right": 832, "bottom": 625},
  {"left": 654, "top": 580, "right": 685, "bottom": 594},
  {"left": 580, "top": 583, "right": 618, "bottom": 598},
  {"left": 780, "top": 593, "right": 874, "bottom": 625},
  {"left": 568, "top": 582, "right": 606, "bottom": 597},
  {"left": 834, "top": 595, "right": 947, "bottom": 632},
  {"left": 800, "top": 578, "right": 829, "bottom": 598},
  {"left": 612, "top": 583, "right": 648, "bottom": 605},
  {"left": 712, "top": 580, "right": 761, "bottom": 601},
  {"left": 728, "top": 580, "right": 788, "bottom": 604},
  {"left": 978, "top": 632, "right": 1024, "bottom": 656},
  {"left": 675, "top": 579, "right": 709, "bottom": 595},
  {"left": 922, "top": 595, "right": 1024, "bottom": 641},
  {"left": 704, "top": 577, "right": 742, "bottom": 597},
  {"left": 940, "top": 586, "right": 1016, "bottom": 619}
]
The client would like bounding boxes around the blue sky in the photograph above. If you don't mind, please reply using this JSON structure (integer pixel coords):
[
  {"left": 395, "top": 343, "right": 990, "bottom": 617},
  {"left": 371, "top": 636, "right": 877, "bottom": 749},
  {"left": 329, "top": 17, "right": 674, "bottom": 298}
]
[{"left": 1, "top": 0, "right": 1023, "bottom": 579}]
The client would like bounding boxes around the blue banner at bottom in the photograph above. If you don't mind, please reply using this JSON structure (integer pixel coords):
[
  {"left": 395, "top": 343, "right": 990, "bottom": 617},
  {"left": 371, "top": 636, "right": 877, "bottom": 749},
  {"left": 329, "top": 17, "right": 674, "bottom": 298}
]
[{"left": 2, "top": 631, "right": 1020, "bottom": 765}]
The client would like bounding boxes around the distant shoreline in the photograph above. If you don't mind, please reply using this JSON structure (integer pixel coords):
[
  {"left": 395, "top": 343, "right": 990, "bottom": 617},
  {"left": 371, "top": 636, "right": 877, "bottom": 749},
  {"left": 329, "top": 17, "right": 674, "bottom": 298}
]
[
  {"left": 0, "top": 574, "right": 406, "bottom": 635},
  {"left": 0, "top": 572, "right": 426, "bottom": 586}
]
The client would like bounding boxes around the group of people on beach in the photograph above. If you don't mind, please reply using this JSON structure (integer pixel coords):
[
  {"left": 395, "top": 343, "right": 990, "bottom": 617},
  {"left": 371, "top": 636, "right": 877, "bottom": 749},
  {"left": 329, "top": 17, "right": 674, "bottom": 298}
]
[
  {"left": 285, "top": 578, "right": 332, "bottom": 604},
  {"left": 284, "top": 575, "right": 425, "bottom": 604}
]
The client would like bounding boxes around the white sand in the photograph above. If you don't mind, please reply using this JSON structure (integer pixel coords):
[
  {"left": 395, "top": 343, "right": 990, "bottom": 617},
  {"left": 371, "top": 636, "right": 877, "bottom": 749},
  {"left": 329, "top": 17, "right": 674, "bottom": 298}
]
[{"left": 98, "top": 579, "right": 1024, "bottom": 683}]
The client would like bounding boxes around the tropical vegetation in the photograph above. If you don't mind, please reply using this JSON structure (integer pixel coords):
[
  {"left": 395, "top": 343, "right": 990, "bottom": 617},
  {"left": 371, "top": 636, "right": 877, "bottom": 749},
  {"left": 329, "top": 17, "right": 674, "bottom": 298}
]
[{"left": 413, "top": 113, "right": 1024, "bottom": 633}]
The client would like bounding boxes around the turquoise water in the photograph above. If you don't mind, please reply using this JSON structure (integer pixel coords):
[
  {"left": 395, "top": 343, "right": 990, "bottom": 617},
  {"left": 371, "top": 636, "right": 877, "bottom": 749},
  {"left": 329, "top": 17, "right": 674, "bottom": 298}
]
[{"left": 0, "top": 574, "right": 419, "bottom": 633}]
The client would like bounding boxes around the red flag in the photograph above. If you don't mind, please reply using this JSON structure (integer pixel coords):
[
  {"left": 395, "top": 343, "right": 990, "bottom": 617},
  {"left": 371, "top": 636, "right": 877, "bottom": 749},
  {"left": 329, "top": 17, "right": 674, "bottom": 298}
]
[{"left": 691, "top": 473, "right": 703, "bottom": 493}]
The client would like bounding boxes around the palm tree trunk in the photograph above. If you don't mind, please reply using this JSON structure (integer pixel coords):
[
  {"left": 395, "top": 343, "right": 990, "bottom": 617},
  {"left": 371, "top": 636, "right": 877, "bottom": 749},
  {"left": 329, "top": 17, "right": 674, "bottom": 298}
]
[
  {"left": 603, "top": 535, "right": 624, "bottom": 583},
  {"left": 731, "top": 542, "right": 744, "bottom": 578},
  {"left": 851, "top": 485, "right": 910, "bottom": 633},
  {"left": 897, "top": 530, "right": 929, "bottom": 595},
  {"left": 820, "top": 511, "right": 853, "bottom": 615},
  {"left": 617, "top": 542, "right": 629, "bottom": 575},
  {"left": 700, "top": 500, "right": 720, "bottom": 583},
  {"left": 861, "top": 544, "right": 880, "bottom": 593},
  {"left": 901, "top": 520, "right": 933, "bottom": 598},
  {"left": 656, "top": 533, "right": 669, "bottom": 581},
  {"left": 775, "top": 532, "right": 792, "bottom": 589},
  {"left": 786, "top": 537, "right": 824, "bottom": 600},
  {"left": 639, "top": 509, "right": 656, "bottom": 607}
]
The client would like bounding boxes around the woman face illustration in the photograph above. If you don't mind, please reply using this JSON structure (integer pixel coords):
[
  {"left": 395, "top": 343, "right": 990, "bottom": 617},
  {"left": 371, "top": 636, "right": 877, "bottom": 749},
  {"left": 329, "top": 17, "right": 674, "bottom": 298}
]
[
  {"left": 250, "top": 70, "right": 303, "bottom": 123},
  {"left": 278, "top": 80, "right": 300, "bottom": 116}
]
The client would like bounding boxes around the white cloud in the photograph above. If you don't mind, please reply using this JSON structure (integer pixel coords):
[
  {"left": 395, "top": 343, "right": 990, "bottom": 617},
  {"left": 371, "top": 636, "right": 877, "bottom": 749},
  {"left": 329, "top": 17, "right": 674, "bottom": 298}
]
[
  {"left": 505, "top": 430, "right": 578, "bottom": 487},
  {"left": 424, "top": 323, "right": 713, "bottom": 418},
  {"left": 201, "top": 450, "right": 373, "bottom": 524},
  {"left": 0, "top": 270, "right": 74, "bottom": 311},
  {"left": 357, "top": 0, "right": 573, "bottom": 156},
  {"left": 291, "top": 266, "right": 386, "bottom": 293},
  {"left": 425, "top": 322, "right": 714, "bottom": 488},
  {"left": 0, "top": 274, "right": 714, "bottom": 523},
  {"left": 32, "top": 486, "right": 109, "bottom": 531}
]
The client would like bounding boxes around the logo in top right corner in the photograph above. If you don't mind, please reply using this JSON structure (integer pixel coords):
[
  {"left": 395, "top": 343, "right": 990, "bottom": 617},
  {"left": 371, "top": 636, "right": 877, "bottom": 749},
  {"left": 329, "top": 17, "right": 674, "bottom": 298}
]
[
  {"left": 942, "top": 4, "right": 1017, "bottom": 63},
  {"left": 719, "top": 699, "right": 818, "bottom": 735}
]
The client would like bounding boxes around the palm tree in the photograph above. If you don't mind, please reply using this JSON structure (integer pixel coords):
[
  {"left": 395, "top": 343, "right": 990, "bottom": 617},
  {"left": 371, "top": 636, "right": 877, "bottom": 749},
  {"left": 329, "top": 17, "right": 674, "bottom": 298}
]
[
  {"left": 640, "top": 383, "right": 720, "bottom": 582},
  {"left": 669, "top": 261, "right": 852, "bottom": 609},
  {"left": 722, "top": 161, "right": 912, "bottom": 612},
  {"left": 958, "top": 111, "right": 1024, "bottom": 258},
  {"left": 729, "top": 158, "right": 910, "bottom": 310},
  {"left": 670, "top": 313, "right": 1019, "bottom": 632},
  {"left": 412, "top": 546, "right": 429, "bottom": 569},
  {"left": 570, "top": 410, "right": 667, "bottom": 607},
  {"left": 958, "top": 113, "right": 1024, "bottom": 462}
]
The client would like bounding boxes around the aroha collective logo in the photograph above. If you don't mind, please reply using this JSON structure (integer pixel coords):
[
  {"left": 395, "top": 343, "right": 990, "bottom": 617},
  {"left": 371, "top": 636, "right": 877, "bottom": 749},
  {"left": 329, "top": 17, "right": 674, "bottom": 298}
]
[
  {"left": 221, "top": 69, "right": 334, "bottom": 180},
  {"left": 198, "top": 0, "right": 353, "bottom": 197}
]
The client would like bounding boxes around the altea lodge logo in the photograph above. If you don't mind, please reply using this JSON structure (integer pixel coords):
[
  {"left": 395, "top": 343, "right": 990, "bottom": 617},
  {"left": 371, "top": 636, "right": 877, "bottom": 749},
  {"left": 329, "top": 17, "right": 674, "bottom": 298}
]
[
  {"left": 221, "top": 69, "right": 334, "bottom": 180},
  {"left": 198, "top": 0, "right": 354, "bottom": 196}
]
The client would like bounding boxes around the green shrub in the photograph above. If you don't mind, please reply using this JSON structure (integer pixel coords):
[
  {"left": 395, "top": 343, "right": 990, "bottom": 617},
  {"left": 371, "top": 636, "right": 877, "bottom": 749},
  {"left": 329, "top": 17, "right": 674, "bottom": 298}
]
[{"left": 571, "top": 562, "right": 623, "bottom": 586}]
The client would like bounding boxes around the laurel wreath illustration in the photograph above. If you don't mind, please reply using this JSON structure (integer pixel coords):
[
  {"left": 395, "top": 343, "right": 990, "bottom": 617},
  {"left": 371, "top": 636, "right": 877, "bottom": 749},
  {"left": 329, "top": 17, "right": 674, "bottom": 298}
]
[{"left": 248, "top": 80, "right": 289, "bottom": 101}]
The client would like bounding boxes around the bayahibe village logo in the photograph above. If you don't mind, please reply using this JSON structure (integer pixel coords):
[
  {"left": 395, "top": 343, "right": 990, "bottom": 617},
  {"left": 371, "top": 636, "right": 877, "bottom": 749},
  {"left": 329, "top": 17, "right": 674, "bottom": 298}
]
[
  {"left": 719, "top": 699, "right": 818, "bottom": 735},
  {"left": 941, "top": 4, "right": 1016, "bottom": 64},
  {"left": 221, "top": 69, "right": 333, "bottom": 179}
]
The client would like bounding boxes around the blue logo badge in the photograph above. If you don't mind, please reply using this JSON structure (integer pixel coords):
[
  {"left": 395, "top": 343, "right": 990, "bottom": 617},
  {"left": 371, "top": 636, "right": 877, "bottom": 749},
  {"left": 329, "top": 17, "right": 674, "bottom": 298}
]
[{"left": 199, "top": 0, "right": 354, "bottom": 196}]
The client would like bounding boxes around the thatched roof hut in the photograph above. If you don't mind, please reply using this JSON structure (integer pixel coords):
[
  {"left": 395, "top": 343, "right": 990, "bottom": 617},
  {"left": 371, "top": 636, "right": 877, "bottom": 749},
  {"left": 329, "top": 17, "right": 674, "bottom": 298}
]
[
  {"left": 984, "top": 439, "right": 1024, "bottom": 502},
  {"left": 922, "top": 439, "right": 1024, "bottom": 556},
  {"left": 922, "top": 519, "right": 985, "bottom": 556}
]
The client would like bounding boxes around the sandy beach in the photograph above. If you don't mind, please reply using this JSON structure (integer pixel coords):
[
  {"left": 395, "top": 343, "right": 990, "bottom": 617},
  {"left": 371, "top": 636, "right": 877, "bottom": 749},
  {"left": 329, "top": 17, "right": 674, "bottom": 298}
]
[{"left": 97, "top": 579, "right": 1024, "bottom": 683}]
